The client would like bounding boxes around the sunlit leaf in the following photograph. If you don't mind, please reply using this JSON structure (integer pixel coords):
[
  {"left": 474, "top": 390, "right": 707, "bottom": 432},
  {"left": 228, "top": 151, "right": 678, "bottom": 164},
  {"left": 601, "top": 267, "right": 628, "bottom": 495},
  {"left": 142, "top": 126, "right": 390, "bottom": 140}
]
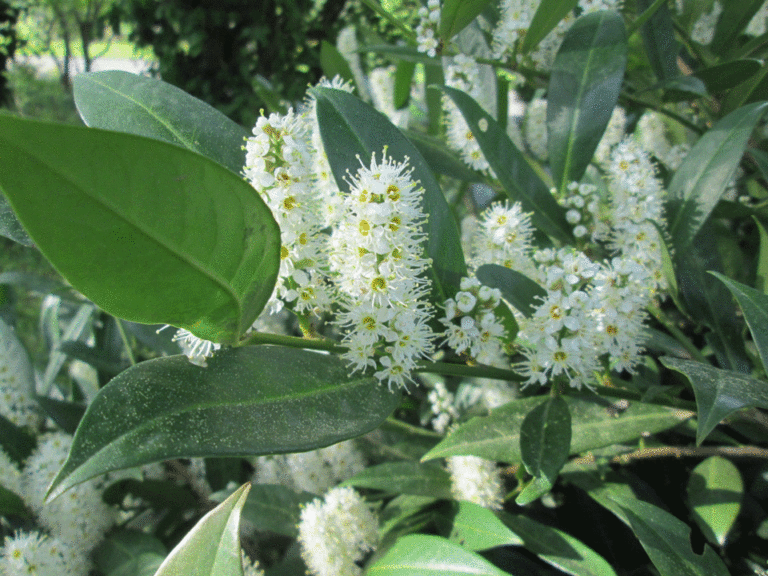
[
  {"left": 394, "top": 60, "right": 417, "bottom": 110},
  {"left": 341, "top": 461, "right": 452, "bottom": 499},
  {"left": 439, "top": 0, "right": 493, "bottom": 43},
  {"left": 450, "top": 502, "right": 522, "bottom": 551},
  {"left": 0, "top": 115, "right": 281, "bottom": 345},
  {"left": 73, "top": 71, "right": 249, "bottom": 176},
  {"left": 660, "top": 356, "right": 768, "bottom": 444},
  {"left": 154, "top": 482, "right": 250, "bottom": 576},
  {"left": 48, "top": 346, "right": 401, "bottom": 498},
  {"left": 686, "top": 456, "right": 743, "bottom": 547},
  {"left": 547, "top": 10, "right": 627, "bottom": 191}
]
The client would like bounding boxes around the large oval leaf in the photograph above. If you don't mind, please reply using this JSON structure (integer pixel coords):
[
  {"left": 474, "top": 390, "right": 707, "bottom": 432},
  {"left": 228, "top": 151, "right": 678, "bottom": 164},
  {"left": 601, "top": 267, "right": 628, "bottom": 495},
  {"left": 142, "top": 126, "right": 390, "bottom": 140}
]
[
  {"left": 47, "top": 346, "right": 401, "bottom": 499},
  {"left": 547, "top": 10, "right": 627, "bottom": 191},
  {"left": 520, "top": 396, "right": 571, "bottom": 486},
  {"left": 686, "top": 456, "right": 743, "bottom": 547},
  {"left": 0, "top": 115, "right": 280, "bottom": 344},
  {"left": 666, "top": 101, "right": 768, "bottom": 252},
  {"left": 154, "top": 482, "right": 250, "bottom": 576},
  {"left": 312, "top": 87, "right": 467, "bottom": 298},
  {"left": 73, "top": 71, "right": 249, "bottom": 176},
  {"left": 421, "top": 395, "right": 691, "bottom": 463},
  {"left": 439, "top": 86, "right": 573, "bottom": 244},
  {"left": 367, "top": 534, "right": 510, "bottom": 576}
]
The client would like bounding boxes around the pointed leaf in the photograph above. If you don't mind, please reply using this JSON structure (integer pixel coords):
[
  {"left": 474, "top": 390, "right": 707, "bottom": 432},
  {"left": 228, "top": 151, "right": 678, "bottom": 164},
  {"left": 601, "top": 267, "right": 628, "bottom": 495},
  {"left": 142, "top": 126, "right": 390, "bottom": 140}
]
[
  {"left": 0, "top": 192, "right": 32, "bottom": 246},
  {"left": 754, "top": 216, "right": 768, "bottom": 293},
  {"left": 710, "top": 272, "right": 768, "bottom": 374},
  {"left": 439, "top": 0, "right": 493, "bottom": 43},
  {"left": 515, "top": 475, "right": 555, "bottom": 506},
  {"left": 667, "top": 101, "right": 768, "bottom": 252},
  {"left": 422, "top": 396, "right": 691, "bottom": 463},
  {"left": 711, "top": 0, "right": 766, "bottom": 55},
  {"left": 687, "top": 456, "right": 743, "bottom": 547},
  {"left": 637, "top": 0, "right": 679, "bottom": 81},
  {"left": 93, "top": 530, "right": 167, "bottom": 576},
  {"left": 341, "top": 461, "right": 452, "bottom": 499},
  {"left": 439, "top": 86, "right": 573, "bottom": 244},
  {"left": 0, "top": 486, "right": 28, "bottom": 517},
  {"left": 520, "top": 396, "right": 571, "bottom": 484},
  {"left": 475, "top": 264, "right": 546, "bottom": 318},
  {"left": 73, "top": 71, "right": 249, "bottom": 176},
  {"left": 394, "top": 60, "right": 417, "bottom": 110},
  {"left": 694, "top": 59, "right": 763, "bottom": 93},
  {"left": 367, "top": 534, "right": 511, "bottom": 576},
  {"left": 240, "top": 484, "right": 316, "bottom": 538},
  {"left": 0, "top": 115, "right": 281, "bottom": 345},
  {"left": 660, "top": 356, "right": 768, "bottom": 444},
  {"left": 450, "top": 501, "right": 523, "bottom": 551},
  {"left": 547, "top": 10, "right": 628, "bottom": 191},
  {"left": 522, "top": 0, "right": 579, "bottom": 54},
  {"left": 154, "top": 482, "right": 250, "bottom": 576},
  {"left": 499, "top": 512, "right": 617, "bottom": 576},
  {"left": 320, "top": 40, "right": 357, "bottom": 90},
  {"left": 34, "top": 397, "right": 86, "bottom": 435},
  {"left": 404, "top": 130, "right": 481, "bottom": 182},
  {"left": 48, "top": 346, "right": 401, "bottom": 499},
  {"left": 312, "top": 87, "right": 467, "bottom": 297}
]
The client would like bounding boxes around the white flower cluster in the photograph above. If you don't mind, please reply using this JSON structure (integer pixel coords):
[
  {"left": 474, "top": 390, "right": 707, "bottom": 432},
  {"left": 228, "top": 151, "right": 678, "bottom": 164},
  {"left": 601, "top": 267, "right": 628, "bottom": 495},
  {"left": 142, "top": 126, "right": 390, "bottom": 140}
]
[
  {"left": 242, "top": 551, "right": 265, "bottom": 576},
  {"left": 330, "top": 151, "right": 435, "bottom": 389},
  {"left": 446, "top": 455, "right": 504, "bottom": 510},
  {"left": 594, "top": 107, "right": 627, "bottom": 166},
  {"left": 254, "top": 439, "right": 366, "bottom": 494},
  {"left": 441, "top": 277, "right": 507, "bottom": 363},
  {"left": 747, "top": 1, "right": 768, "bottom": 36},
  {"left": 426, "top": 381, "right": 459, "bottom": 433},
  {"left": 636, "top": 111, "right": 690, "bottom": 171},
  {"left": 0, "top": 318, "right": 38, "bottom": 428},
  {"left": 691, "top": 1, "right": 722, "bottom": 45},
  {"left": 171, "top": 328, "right": 221, "bottom": 367},
  {"left": 471, "top": 201, "right": 537, "bottom": 278},
  {"left": 415, "top": 0, "right": 441, "bottom": 57},
  {"left": 297, "top": 486, "right": 379, "bottom": 576},
  {"left": 524, "top": 97, "right": 548, "bottom": 161},
  {"left": 0, "top": 531, "right": 81, "bottom": 576},
  {"left": 561, "top": 181, "right": 610, "bottom": 242}
]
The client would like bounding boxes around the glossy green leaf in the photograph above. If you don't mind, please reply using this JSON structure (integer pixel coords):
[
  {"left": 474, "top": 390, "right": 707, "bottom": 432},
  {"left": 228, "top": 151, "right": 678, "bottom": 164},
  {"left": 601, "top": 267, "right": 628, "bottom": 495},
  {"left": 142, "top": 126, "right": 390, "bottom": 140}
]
[
  {"left": 637, "top": 0, "right": 679, "bottom": 81},
  {"left": 754, "top": 217, "right": 768, "bottom": 293},
  {"left": 154, "top": 482, "right": 250, "bottom": 576},
  {"left": 687, "top": 456, "right": 743, "bottom": 547},
  {"left": 667, "top": 101, "right": 768, "bottom": 252},
  {"left": 341, "top": 461, "right": 452, "bottom": 499},
  {"left": 320, "top": 40, "right": 357, "bottom": 90},
  {"left": 73, "top": 71, "right": 249, "bottom": 176},
  {"left": 35, "top": 397, "right": 86, "bottom": 435},
  {"left": 515, "top": 475, "right": 556, "bottom": 506},
  {"left": 439, "top": 86, "right": 572, "bottom": 244},
  {"left": 240, "top": 484, "right": 316, "bottom": 537},
  {"left": 547, "top": 10, "right": 627, "bottom": 191},
  {"left": 695, "top": 59, "right": 763, "bottom": 93},
  {"left": 404, "top": 130, "right": 481, "bottom": 182},
  {"left": 93, "top": 530, "right": 167, "bottom": 576},
  {"left": 48, "top": 346, "right": 401, "bottom": 499},
  {"left": 394, "top": 60, "right": 417, "bottom": 110},
  {"left": 422, "top": 396, "right": 690, "bottom": 463},
  {"left": 439, "top": 0, "right": 493, "bottom": 43},
  {"left": 367, "top": 534, "right": 511, "bottom": 576},
  {"left": 710, "top": 271, "right": 768, "bottom": 374},
  {"left": 312, "top": 87, "right": 467, "bottom": 298},
  {"left": 381, "top": 494, "right": 438, "bottom": 538},
  {"left": 580, "top": 480, "right": 730, "bottom": 576},
  {"left": 476, "top": 264, "right": 546, "bottom": 318},
  {"left": 522, "top": 0, "right": 579, "bottom": 53},
  {"left": 450, "top": 501, "right": 522, "bottom": 551},
  {"left": 660, "top": 356, "right": 768, "bottom": 444},
  {"left": 500, "top": 512, "right": 617, "bottom": 576},
  {"left": 0, "top": 192, "right": 32, "bottom": 246},
  {"left": 711, "top": 0, "right": 766, "bottom": 55},
  {"left": 520, "top": 396, "right": 571, "bottom": 486},
  {"left": 0, "top": 115, "right": 281, "bottom": 345}
]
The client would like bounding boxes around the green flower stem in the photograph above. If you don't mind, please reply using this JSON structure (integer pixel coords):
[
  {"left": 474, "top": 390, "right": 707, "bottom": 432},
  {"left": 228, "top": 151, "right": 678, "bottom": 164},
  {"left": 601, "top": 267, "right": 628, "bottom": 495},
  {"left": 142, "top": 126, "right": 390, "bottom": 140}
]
[
  {"left": 238, "top": 331, "right": 347, "bottom": 353},
  {"left": 647, "top": 304, "right": 708, "bottom": 364},
  {"left": 415, "top": 360, "right": 526, "bottom": 381},
  {"left": 116, "top": 319, "right": 136, "bottom": 366},
  {"left": 359, "top": 0, "right": 416, "bottom": 42},
  {"left": 618, "top": 92, "right": 703, "bottom": 134}
]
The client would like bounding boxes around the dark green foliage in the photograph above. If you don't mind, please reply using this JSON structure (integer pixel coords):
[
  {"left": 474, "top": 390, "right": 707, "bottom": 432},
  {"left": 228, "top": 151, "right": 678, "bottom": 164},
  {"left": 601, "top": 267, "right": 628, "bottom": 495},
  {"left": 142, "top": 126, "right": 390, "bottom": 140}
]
[{"left": 0, "top": 1, "right": 19, "bottom": 107}]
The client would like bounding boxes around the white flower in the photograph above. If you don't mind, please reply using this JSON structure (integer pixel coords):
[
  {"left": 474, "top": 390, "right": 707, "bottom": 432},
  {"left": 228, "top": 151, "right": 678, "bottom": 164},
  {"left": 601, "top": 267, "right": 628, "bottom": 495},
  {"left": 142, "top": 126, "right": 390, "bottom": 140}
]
[
  {"left": 171, "top": 328, "right": 221, "bottom": 367},
  {"left": 447, "top": 455, "right": 504, "bottom": 510},
  {"left": 1, "top": 531, "right": 85, "bottom": 576}
]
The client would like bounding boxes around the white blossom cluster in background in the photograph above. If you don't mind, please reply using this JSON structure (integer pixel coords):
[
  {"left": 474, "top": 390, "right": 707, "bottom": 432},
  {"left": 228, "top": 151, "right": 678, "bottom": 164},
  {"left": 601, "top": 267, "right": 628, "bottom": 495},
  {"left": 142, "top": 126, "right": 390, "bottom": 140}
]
[{"left": 415, "top": 0, "right": 441, "bottom": 57}]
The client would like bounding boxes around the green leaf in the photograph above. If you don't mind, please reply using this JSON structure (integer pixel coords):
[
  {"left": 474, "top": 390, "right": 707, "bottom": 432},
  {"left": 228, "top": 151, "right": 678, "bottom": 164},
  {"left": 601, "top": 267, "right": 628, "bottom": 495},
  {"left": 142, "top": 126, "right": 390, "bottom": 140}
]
[
  {"left": 341, "top": 461, "right": 452, "bottom": 499},
  {"left": 515, "top": 475, "right": 556, "bottom": 507},
  {"left": 710, "top": 272, "right": 768, "bottom": 374},
  {"left": 439, "top": 0, "right": 493, "bottom": 43},
  {"left": 404, "top": 130, "right": 481, "bottom": 182},
  {"left": 500, "top": 512, "right": 617, "bottom": 576},
  {"left": 47, "top": 346, "right": 401, "bottom": 499},
  {"left": 711, "top": 0, "right": 766, "bottom": 55},
  {"left": 439, "top": 86, "right": 572, "bottom": 244},
  {"left": 637, "top": 0, "right": 679, "bottom": 81},
  {"left": 73, "top": 71, "right": 249, "bottom": 176},
  {"left": 547, "top": 10, "right": 627, "bottom": 191},
  {"left": 686, "top": 456, "right": 743, "bottom": 547},
  {"left": 520, "top": 396, "right": 571, "bottom": 487},
  {"left": 476, "top": 264, "right": 546, "bottom": 318},
  {"left": 0, "top": 485, "right": 28, "bottom": 517},
  {"left": 667, "top": 101, "right": 768, "bottom": 252},
  {"left": 422, "top": 396, "right": 690, "bottom": 463},
  {"left": 694, "top": 59, "right": 763, "bottom": 93},
  {"left": 312, "top": 87, "right": 467, "bottom": 298},
  {"left": 240, "top": 484, "right": 316, "bottom": 538},
  {"left": 320, "top": 40, "right": 357, "bottom": 91},
  {"left": 34, "top": 397, "right": 86, "bottom": 435},
  {"left": 658, "top": 76, "right": 708, "bottom": 101},
  {"left": 754, "top": 217, "right": 768, "bottom": 293},
  {"left": 660, "top": 356, "right": 768, "bottom": 444},
  {"left": 154, "top": 482, "right": 250, "bottom": 576},
  {"left": 450, "top": 501, "right": 523, "bottom": 551},
  {"left": 522, "top": 0, "right": 579, "bottom": 54},
  {"left": 0, "top": 414, "right": 36, "bottom": 465},
  {"left": 93, "top": 530, "right": 167, "bottom": 576},
  {"left": 394, "top": 60, "right": 417, "bottom": 110},
  {"left": 722, "top": 64, "right": 768, "bottom": 114},
  {"left": 367, "top": 534, "right": 511, "bottom": 576},
  {"left": 0, "top": 192, "right": 32, "bottom": 246},
  {"left": 0, "top": 115, "right": 281, "bottom": 345}
]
